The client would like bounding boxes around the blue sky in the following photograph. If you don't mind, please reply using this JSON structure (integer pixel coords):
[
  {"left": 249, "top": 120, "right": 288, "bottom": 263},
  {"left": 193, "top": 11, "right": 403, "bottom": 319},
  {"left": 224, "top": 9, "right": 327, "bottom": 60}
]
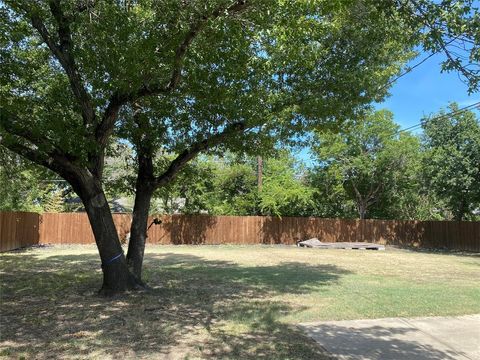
[
  {"left": 375, "top": 52, "right": 479, "bottom": 132},
  {"left": 298, "top": 51, "right": 479, "bottom": 165}
]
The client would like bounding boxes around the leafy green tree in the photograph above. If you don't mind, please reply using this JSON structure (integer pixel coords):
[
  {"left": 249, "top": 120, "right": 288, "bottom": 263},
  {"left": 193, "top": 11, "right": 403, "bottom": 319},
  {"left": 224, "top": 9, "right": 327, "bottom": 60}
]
[
  {"left": 210, "top": 157, "right": 259, "bottom": 215},
  {"left": 152, "top": 152, "right": 312, "bottom": 216},
  {"left": 1, "top": 1, "right": 478, "bottom": 292},
  {"left": 115, "top": 0, "right": 420, "bottom": 280},
  {"left": 43, "top": 188, "right": 66, "bottom": 212},
  {"left": 199, "top": 151, "right": 313, "bottom": 216},
  {"left": 308, "top": 165, "right": 357, "bottom": 219},
  {"left": 367, "top": 132, "right": 424, "bottom": 219},
  {"left": 258, "top": 153, "right": 314, "bottom": 216},
  {"left": 422, "top": 103, "right": 480, "bottom": 220},
  {"left": 0, "top": 147, "right": 64, "bottom": 212},
  {"left": 311, "top": 110, "right": 422, "bottom": 219},
  {"left": 152, "top": 156, "right": 220, "bottom": 214}
]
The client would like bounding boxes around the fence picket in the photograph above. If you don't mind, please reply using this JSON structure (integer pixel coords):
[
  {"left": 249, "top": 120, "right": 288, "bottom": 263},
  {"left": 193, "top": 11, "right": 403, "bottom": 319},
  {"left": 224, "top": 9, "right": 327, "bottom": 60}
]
[{"left": 0, "top": 212, "right": 479, "bottom": 252}]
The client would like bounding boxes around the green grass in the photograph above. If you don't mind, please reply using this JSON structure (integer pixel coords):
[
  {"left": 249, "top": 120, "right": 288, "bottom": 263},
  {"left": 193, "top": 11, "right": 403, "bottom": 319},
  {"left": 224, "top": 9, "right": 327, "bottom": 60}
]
[{"left": 1, "top": 245, "right": 479, "bottom": 359}]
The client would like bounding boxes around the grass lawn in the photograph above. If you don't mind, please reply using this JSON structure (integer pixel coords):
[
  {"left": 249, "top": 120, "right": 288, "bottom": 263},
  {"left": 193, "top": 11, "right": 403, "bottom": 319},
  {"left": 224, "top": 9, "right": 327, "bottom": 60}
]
[{"left": 1, "top": 245, "right": 479, "bottom": 359}]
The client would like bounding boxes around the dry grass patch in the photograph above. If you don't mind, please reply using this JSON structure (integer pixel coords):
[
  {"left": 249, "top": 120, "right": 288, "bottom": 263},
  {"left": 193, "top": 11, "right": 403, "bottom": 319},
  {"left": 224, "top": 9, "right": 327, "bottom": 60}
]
[{"left": 0, "top": 245, "right": 479, "bottom": 359}]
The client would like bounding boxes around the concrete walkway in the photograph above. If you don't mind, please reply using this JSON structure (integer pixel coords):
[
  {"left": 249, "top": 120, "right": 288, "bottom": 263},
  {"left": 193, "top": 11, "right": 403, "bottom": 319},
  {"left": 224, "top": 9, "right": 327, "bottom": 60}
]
[{"left": 299, "top": 314, "right": 480, "bottom": 360}]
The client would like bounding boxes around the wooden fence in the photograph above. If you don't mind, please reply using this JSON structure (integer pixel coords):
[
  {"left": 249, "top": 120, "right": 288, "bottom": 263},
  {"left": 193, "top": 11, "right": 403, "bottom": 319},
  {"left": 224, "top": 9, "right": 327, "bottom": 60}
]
[
  {"left": 0, "top": 212, "right": 40, "bottom": 252},
  {"left": 1, "top": 212, "right": 479, "bottom": 252}
]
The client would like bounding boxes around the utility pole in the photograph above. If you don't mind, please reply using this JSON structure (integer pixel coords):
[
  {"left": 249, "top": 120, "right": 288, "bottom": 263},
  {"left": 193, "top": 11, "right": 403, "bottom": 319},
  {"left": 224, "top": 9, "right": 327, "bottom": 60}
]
[{"left": 257, "top": 155, "right": 263, "bottom": 192}]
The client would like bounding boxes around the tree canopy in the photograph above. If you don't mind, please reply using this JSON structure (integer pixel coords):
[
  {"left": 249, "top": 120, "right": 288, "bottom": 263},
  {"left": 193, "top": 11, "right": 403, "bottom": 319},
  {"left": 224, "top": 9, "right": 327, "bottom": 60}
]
[
  {"left": 311, "top": 109, "right": 422, "bottom": 219},
  {"left": 422, "top": 103, "right": 480, "bottom": 220}
]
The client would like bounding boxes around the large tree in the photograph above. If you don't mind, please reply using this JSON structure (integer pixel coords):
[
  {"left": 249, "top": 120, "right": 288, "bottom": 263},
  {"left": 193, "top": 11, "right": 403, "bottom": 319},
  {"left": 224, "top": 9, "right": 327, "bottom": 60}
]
[
  {"left": 422, "top": 103, "right": 480, "bottom": 220},
  {"left": 1, "top": 1, "right": 478, "bottom": 293},
  {"left": 103, "top": 0, "right": 417, "bottom": 281},
  {"left": 311, "top": 110, "right": 422, "bottom": 219}
]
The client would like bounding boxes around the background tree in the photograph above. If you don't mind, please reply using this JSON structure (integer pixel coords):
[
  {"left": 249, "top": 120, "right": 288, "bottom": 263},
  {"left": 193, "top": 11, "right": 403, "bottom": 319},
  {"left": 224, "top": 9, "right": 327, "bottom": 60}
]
[
  {"left": 208, "top": 155, "right": 259, "bottom": 215},
  {"left": 311, "top": 110, "right": 422, "bottom": 219},
  {"left": 104, "top": 149, "right": 314, "bottom": 217},
  {"left": 0, "top": 147, "right": 66, "bottom": 212},
  {"left": 367, "top": 132, "right": 424, "bottom": 219},
  {"left": 202, "top": 151, "right": 313, "bottom": 216},
  {"left": 257, "top": 151, "right": 314, "bottom": 216},
  {"left": 308, "top": 164, "right": 357, "bottom": 219},
  {"left": 422, "top": 103, "right": 480, "bottom": 220}
]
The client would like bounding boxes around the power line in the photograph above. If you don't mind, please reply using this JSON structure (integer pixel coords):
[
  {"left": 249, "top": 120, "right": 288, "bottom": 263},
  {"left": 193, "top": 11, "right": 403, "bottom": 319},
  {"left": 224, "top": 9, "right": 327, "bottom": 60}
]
[
  {"left": 379, "top": 51, "right": 439, "bottom": 91},
  {"left": 397, "top": 101, "right": 480, "bottom": 134},
  {"left": 399, "top": 102, "right": 479, "bottom": 133},
  {"left": 379, "top": 36, "right": 460, "bottom": 92}
]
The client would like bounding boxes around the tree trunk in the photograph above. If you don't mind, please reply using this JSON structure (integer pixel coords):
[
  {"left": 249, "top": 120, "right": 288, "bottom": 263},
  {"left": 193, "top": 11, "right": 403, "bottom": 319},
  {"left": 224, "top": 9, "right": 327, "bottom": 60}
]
[
  {"left": 77, "top": 177, "right": 141, "bottom": 295},
  {"left": 454, "top": 197, "right": 467, "bottom": 221},
  {"left": 126, "top": 185, "right": 154, "bottom": 280},
  {"left": 357, "top": 201, "right": 367, "bottom": 220}
]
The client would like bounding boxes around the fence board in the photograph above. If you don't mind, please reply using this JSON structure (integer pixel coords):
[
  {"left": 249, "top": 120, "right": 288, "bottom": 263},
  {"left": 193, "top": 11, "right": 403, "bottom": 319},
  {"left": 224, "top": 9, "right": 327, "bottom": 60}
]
[
  {"left": 1, "top": 212, "right": 479, "bottom": 252},
  {"left": 0, "top": 212, "right": 39, "bottom": 252}
]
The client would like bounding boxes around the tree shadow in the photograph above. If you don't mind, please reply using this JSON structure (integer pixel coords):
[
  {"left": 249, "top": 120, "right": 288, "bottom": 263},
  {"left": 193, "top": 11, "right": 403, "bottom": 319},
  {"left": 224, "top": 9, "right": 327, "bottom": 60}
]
[
  {"left": 301, "top": 322, "right": 469, "bottom": 360},
  {"left": 259, "top": 217, "right": 480, "bottom": 253},
  {"left": 0, "top": 251, "right": 346, "bottom": 359},
  {"left": 260, "top": 217, "right": 370, "bottom": 245},
  {"left": 368, "top": 220, "right": 480, "bottom": 252},
  {"left": 160, "top": 215, "right": 218, "bottom": 244},
  {"left": 390, "top": 246, "right": 480, "bottom": 258}
]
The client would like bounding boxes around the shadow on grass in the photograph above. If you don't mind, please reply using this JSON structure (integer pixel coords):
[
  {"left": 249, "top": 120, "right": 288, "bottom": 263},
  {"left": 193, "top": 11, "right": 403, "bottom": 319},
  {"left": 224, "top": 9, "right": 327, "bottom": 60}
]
[
  {"left": 393, "top": 246, "right": 480, "bottom": 258},
  {"left": 0, "top": 251, "right": 341, "bottom": 359},
  {"left": 301, "top": 323, "right": 468, "bottom": 360}
]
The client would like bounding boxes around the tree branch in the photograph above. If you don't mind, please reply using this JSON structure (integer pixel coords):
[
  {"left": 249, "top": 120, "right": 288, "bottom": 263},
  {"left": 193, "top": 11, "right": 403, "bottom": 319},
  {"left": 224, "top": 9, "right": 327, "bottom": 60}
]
[
  {"left": 1, "top": 111, "right": 59, "bottom": 154},
  {"left": 130, "top": 0, "right": 249, "bottom": 98},
  {"left": 407, "top": 0, "right": 478, "bottom": 88},
  {"left": 0, "top": 137, "right": 52, "bottom": 169},
  {"left": 133, "top": 105, "right": 155, "bottom": 187},
  {"left": 366, "top": 183, "right": 382, "bottom": 206},
  {"left": 96, "top": 0, "right": 249, "bottom": 150},
  {"left": 155, "top": 121, "right": 246, "bottom": 188},
  {"left": 1, "top": 127, "right": 96, "bottom": 194},
  {"left": 166, "top": 0, "right": 249, "bottom": 92},
  {"left": 29, "top": 1, "right": 96, "bottom": 125},
  {"left": 350, "top": 180, "right": 363, "bottom": 203},
  {"left": 0, "top": 109, "right": 90, "bottom": 188},
  {"left": 95, "top": 92, "right": 132, "bottom": 149},
  {"left": 437, "top": 39, "right": 478, "bottom": 86},
  {"left": 2, "top": 109, "right": 85, "bottom": 164}
]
